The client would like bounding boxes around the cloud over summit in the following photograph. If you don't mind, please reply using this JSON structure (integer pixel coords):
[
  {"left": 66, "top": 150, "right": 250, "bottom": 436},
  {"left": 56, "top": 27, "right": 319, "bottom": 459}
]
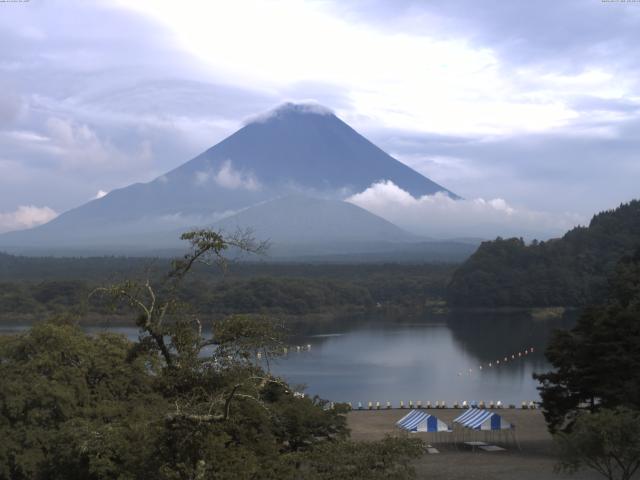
[{"left": 245, "top": 102, "right": 334, "bottom": 125}]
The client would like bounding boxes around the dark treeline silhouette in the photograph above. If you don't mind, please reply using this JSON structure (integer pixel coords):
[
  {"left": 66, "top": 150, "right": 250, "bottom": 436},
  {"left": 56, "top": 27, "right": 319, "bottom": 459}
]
[
  {"left": 0, "top": 256, "right": 454, "bottom": 320},
  {"left": 535, "top": 248, "right": 640, "bottom": 431},
  {"left": 447, "top": 200, "right": 640, "bottom": 307}
]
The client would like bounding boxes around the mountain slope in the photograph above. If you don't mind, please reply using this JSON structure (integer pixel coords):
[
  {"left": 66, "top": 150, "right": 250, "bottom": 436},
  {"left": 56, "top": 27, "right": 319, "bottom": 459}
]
[
  {"left": 212, "top": 195, "right": 418, "bottom": 244},
  {"left": 447, "top": 200, "right": 640, "bottom": 307},
  {"left": 0, "top": 103, "right": 456, "bottom": 251},
  {"left": 177, "top": 103, "right": 457, "bottom": 198}
]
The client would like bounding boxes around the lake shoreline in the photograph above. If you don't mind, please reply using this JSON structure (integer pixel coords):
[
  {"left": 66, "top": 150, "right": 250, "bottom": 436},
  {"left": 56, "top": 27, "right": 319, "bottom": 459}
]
[{"left": 0, "top": 304, "right": 579, "bottom": 327}]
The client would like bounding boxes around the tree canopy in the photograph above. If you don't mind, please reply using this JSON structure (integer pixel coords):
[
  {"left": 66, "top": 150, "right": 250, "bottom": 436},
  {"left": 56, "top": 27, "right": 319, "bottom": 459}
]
[
  {"left": 0, "top": 262, "right": 454, "bottom": 322},
  {"left": 447, "top": 200, "right": 640, "bottom": 307},
  {"left": 555, "top": 408, "right": 640, "bottom": 480},
  {"left": 534, "top": 249, "right": 640, "bottom": 432},
  {"left": 0, "top": 229, "right": 423, "bottom": 479}
]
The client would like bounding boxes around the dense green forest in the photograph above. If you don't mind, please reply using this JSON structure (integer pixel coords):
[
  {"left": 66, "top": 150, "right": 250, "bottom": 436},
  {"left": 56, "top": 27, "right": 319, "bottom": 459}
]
[
  {"left": 532, "top": 250, "right": 640, "bottom": 480},
  {"left": 447, "top": 200, "right": 640, "bottom": 308},
  {"left": 0, "top": 255, "right": 454, "bottom": 321},
  {"left": 0, "top": 231, "right": 423, "bottom": 479},
  {"left": 535, "top": 248, "right": 640, "bottom": 431}
]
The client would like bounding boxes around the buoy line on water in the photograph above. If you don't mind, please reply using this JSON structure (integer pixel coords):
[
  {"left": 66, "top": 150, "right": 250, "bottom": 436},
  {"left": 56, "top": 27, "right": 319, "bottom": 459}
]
[
  {"left": 457, "top": 346, "right": 535, "bottom": 377},
  {"left": 256, "top": 344, "right": 312, "bottom": 359}
]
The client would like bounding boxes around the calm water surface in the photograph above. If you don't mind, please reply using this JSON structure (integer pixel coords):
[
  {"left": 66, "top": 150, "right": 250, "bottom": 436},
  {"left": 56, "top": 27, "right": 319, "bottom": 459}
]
[
  {"left": 1, "top": 311, "right": 574, "bottom": 405},
  {"left": 276, "top": 312, "right": 573, "bottom": 405}
]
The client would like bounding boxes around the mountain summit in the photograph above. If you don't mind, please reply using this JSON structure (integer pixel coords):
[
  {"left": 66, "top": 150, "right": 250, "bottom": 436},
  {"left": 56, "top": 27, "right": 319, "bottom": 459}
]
[
  {"left": 0, "top": 103, "right": 457, "bottom": 253},
  {"left": 186, "top": 102, "right": 457, "bottom": 199}
]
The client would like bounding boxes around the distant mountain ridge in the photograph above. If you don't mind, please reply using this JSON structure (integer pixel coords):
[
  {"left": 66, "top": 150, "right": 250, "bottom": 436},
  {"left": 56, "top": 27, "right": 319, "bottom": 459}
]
[
  {"left": 212, "top": 195, "right": 419, "bottom": 244},
  {"left": 0, "top": 103, "right": 457, "bottom": 255}
]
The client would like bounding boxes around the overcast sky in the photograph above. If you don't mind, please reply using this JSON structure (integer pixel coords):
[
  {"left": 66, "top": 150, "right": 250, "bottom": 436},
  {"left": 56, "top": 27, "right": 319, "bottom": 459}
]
[{"left": 1, "top": 0, "right": 639, "bottom": 236}]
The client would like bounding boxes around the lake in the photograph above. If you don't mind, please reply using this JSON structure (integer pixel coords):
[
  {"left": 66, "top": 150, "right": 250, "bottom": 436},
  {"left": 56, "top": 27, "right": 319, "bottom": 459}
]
[
  {"left": 0, "top": 310, "right": 574, "bottom": 406},
  {"left": 276, "top": 311, "right": 574, "bottom": 406}
]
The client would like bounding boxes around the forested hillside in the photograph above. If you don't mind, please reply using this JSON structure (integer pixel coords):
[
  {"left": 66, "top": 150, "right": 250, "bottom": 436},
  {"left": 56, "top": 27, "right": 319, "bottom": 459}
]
[
  {"left": 447, "top": 200, "right": 640, "bottom": 307},
  {"left": 0, "top": 256, "right": 454, "bottom": 320},
  {"left": 534, "top": 248, "right": 640, "bottom": 431}
]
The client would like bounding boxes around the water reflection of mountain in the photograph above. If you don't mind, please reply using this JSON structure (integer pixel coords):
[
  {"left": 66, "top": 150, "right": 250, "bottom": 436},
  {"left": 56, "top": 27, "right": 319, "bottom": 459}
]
[
  {"left": 446, "top": 310, "right": 578, "bottom": 369},
  {"left": 273, "top": 311, "right": 565, "bottom": 403},
  {"left": 283, "top": 310, "right": 447, "bottom": 344}
]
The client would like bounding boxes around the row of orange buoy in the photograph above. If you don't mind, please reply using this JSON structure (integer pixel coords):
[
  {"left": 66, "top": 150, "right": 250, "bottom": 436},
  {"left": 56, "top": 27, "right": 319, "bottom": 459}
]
[
  {"left": 256, "top": 344, "right": 312, "bottom": 359},
  {"left": 284, "top": 344, "right": 312, "bottom": 354},
  {"left": 458, "top": 347, "right": 535, "bottom": 376}
]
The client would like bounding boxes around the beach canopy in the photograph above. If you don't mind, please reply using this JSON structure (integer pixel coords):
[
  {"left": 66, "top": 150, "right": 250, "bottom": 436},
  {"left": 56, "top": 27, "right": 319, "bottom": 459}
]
[
  {"left": 396, "top": 410, "right": 449, "bottom": 432},
  {"left": 453, "top": 409, "right": 512, "bottom": 431}
]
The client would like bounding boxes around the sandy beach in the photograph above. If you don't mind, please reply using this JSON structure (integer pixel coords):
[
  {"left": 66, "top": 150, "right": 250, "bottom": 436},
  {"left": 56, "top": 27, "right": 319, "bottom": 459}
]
[{"left": 347, "top": 409, "right": 613, "bottom": 480}]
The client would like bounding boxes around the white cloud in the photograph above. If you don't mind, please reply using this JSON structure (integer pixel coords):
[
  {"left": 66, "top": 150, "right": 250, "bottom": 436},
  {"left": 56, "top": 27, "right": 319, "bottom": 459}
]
[
  {"left": 194, "top": 169, "right": 210, "bottom": 185},
  {"left": 347, "top": 181, "right": 584, "bottom": 240},
  {"left": 115, "top": 0, "right": 628, "bottom": 137},
  {"left": 156, "top": 209, "right": 239, "bottom": 226},
  {"left": 215, "top": 160, "right": 260, "bottom": 190},
  {"left": 0, "top": 205, "right": 58, "bottom": 233},
  {"left": 195, "top": 160, "right": 260, "bottom": 191},
  {"left": 94, "top": 190, "right": 108, "bottom": 199},
  {"left": 43, "top": 117, "right": 153, "bottom": 172},
  {"left": 3, "top": 130, "right": 49, "bottom": 143}
]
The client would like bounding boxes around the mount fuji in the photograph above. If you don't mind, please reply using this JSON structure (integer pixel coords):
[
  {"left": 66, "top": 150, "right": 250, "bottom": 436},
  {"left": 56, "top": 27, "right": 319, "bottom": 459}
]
[{"left": 0, "top": 103, "right": 463, "bottom": 258}]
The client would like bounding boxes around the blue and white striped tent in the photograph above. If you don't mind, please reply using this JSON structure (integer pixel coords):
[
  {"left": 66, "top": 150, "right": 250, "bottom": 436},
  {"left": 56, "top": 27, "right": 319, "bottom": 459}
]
[
  {"left": 453, "top": 409, "right": 512, "bottom": 430},
  {"left": 396, "top": 410, "right": 449, "bottom": 432}
]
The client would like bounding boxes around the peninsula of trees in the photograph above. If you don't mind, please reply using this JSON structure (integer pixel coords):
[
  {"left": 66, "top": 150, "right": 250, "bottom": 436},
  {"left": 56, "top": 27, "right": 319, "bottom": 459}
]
[{"left": 447, "top": 200, "right": 640, "bottom": 308}]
